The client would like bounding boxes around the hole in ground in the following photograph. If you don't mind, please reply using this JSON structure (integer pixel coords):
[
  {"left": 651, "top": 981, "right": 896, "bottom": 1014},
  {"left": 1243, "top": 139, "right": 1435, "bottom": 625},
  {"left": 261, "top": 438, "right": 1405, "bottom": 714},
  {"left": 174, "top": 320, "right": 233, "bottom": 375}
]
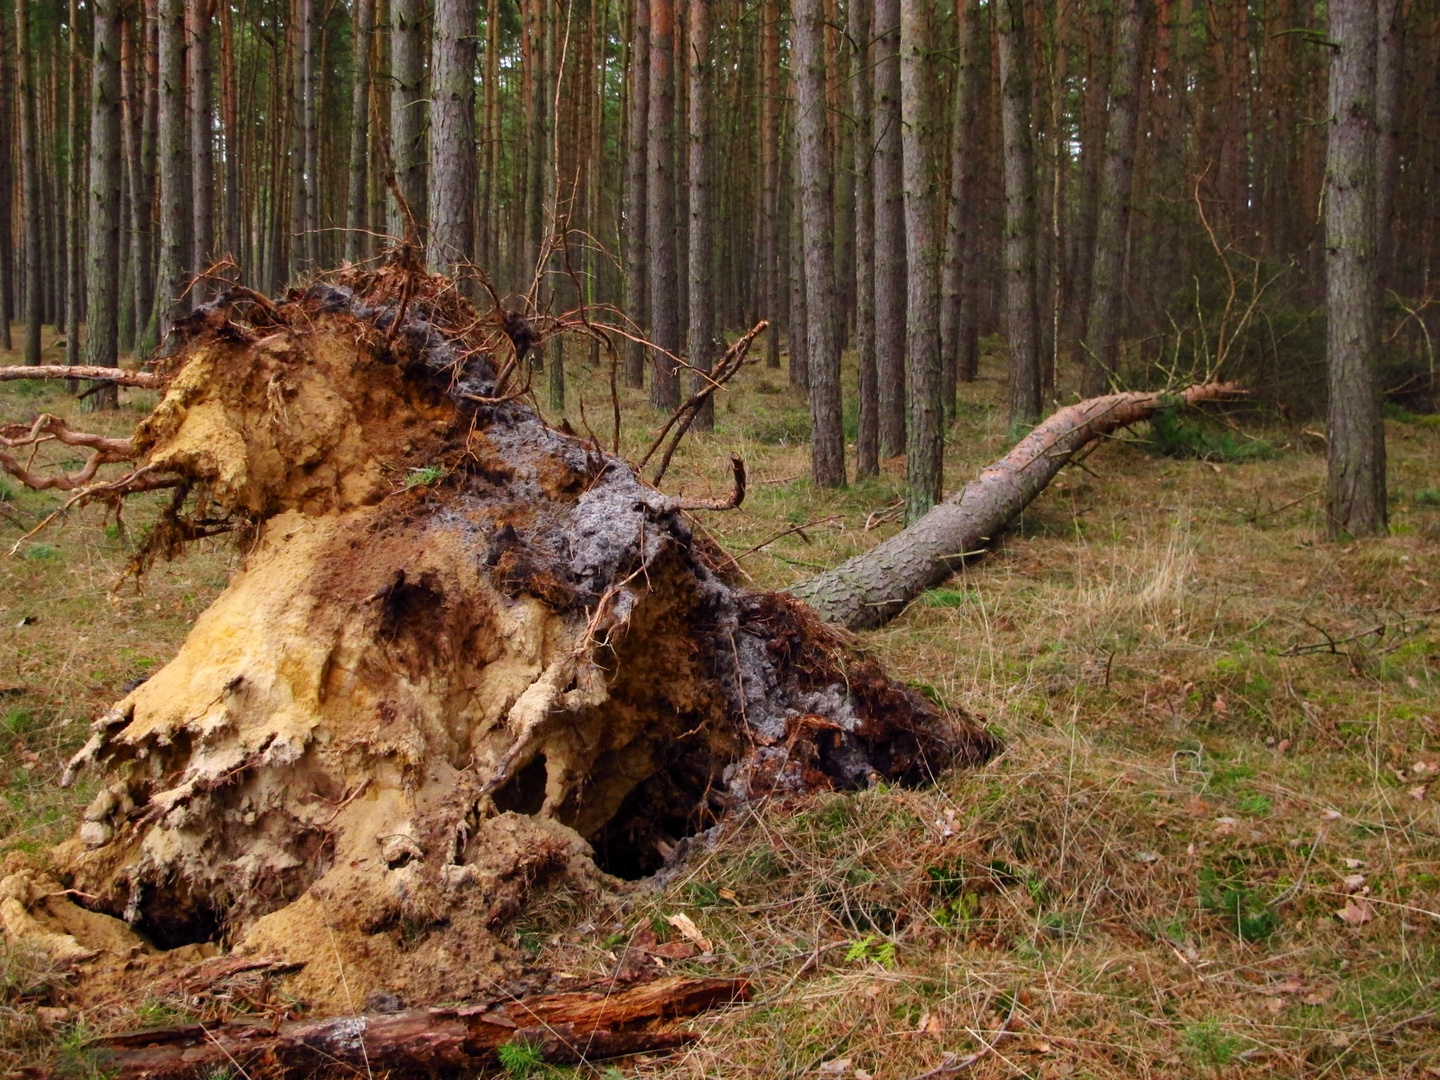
[
  {"left": 588, "top": 756, "right": 725, "bottom": 880},
  {"left": 76, "top": 885, "right": 225, "bottom": 951},
  {"left": 492, "top": 753, "right": 547, "bottom": 816}
]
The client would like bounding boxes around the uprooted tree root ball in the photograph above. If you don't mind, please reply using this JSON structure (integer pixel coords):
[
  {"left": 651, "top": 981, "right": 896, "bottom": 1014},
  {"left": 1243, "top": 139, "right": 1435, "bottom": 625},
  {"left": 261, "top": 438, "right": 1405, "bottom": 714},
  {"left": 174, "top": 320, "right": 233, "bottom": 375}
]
[{"left": 0, "top": 261, "right": 998, "bottom": 1015}]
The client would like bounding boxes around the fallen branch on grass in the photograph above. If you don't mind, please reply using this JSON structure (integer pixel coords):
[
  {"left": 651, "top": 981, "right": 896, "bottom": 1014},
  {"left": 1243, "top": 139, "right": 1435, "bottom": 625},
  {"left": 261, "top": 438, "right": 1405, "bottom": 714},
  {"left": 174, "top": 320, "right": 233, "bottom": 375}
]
[
  {"left": 86, "top": 976, "right": 751, "bottom": 1079},
  {"left": 0, "top": 365, "right": 165, "bottom": 389},
  {"left": 0, "top": 415, "right": 137, "bottom": 492},
  {"left": 791, "top": 383, "right": 1245, "bottom": 630}
]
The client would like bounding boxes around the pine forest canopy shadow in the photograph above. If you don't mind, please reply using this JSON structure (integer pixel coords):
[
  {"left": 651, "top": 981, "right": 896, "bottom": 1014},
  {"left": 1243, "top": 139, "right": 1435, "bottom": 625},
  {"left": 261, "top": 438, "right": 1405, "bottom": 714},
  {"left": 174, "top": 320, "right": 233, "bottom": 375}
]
[{"left": 0, "top": 251, "right": 1241, "bottom": 1053}]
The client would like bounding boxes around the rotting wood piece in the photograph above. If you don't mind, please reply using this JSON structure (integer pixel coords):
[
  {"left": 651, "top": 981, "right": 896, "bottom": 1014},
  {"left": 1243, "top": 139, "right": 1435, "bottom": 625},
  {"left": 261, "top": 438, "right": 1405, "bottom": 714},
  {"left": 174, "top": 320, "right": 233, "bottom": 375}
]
[
  {"left": 87, "top": 976, "right": 750, "bottom": 1079},
  {"left": 791, "top": 383, "right": 1245, "bottom": 629}
]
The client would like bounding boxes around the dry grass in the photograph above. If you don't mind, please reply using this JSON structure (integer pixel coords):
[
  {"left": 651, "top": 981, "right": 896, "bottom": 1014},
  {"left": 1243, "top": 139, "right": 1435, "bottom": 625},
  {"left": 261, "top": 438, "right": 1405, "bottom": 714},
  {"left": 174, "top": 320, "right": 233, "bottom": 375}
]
[{"left": 2, "top": 321, "right": 1439, "bottom": 1078}]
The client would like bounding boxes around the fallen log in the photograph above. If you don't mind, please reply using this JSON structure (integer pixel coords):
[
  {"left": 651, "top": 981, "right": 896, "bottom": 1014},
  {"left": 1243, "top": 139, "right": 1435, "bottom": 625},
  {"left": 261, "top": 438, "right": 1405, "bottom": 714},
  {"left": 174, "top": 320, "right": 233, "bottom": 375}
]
[
  {"left": 791, "top": 383, "right": 1243, "bottom": 630},
  {"left": 0, "top": 364, "right": 166, "bottom": 389},
  {"left": 87, "top": 976, "right": 750, "bottom": 1079}
]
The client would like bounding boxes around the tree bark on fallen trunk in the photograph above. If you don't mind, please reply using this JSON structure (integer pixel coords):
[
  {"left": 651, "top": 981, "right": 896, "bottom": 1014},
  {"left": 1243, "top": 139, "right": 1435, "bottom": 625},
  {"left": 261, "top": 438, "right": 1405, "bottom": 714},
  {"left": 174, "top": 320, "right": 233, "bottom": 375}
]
[
  {"left": 0, "top": 364, "right": 166, "bottom": 388},
  {"left": 87, "top": 976, "right": 750, "bottom": 1079},
  {"left": 790, "top": 383, "right": 1242, "bottom": 630}
]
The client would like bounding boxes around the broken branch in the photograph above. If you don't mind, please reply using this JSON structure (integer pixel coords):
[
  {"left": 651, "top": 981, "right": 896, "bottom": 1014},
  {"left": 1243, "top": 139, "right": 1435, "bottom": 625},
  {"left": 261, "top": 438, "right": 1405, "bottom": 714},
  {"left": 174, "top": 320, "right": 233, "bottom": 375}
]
[{"left": 0, "top": 365, "right": 166, "bottom": 389}]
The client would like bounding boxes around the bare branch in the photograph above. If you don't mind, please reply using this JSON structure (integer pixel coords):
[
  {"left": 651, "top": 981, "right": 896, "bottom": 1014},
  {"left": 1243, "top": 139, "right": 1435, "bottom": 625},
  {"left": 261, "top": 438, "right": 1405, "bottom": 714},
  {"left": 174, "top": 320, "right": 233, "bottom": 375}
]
[{"left": 0, "top": 365, "right": 166, "bottom": 389}]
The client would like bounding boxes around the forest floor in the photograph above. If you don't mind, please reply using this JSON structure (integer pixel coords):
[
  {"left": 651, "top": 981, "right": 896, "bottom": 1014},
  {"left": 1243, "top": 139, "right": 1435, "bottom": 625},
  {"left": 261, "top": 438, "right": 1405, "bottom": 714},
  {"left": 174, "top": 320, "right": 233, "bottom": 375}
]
[{"left": 2, "top": 321, "right": 1439, "bottom": 1079}]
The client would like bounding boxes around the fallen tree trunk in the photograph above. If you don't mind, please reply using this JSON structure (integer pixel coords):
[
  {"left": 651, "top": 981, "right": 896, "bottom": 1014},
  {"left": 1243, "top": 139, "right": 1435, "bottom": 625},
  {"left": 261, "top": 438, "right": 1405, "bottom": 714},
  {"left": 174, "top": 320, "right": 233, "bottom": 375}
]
[
  {"left": 0, "top": 364, "right": 167, "bottom": 389},
  {"left": 86, "top": 976, "right": 749, "bottom": 1078},
  {"left": 791, "top": 383, "right": 1242, "bottom": 630}
]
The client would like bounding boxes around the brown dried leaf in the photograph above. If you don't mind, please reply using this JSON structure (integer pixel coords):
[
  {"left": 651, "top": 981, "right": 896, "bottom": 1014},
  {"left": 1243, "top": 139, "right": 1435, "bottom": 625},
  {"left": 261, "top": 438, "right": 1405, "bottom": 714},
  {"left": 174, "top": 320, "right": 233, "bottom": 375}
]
[
  {"left": 1337, "top": 897, "right": 1375, "bottom": 926},
  {"left": 667, "top": 912, "right": 713, "bottom": 953}
]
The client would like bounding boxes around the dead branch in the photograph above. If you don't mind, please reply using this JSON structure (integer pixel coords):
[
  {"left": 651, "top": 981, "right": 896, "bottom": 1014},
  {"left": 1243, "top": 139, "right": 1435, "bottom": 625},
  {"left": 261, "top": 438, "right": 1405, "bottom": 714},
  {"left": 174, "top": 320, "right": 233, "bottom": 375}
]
[
  {"left": 640, "top": 320, "right": 767, "bottom": 485},
  {"left": 85, "top": 976, "right": 751, "bottom": 1079},
  {"left": 0, "top": 415, "right": 138, "bottom": 492},
  {"left": 0, "top": 365, "right": 165, "bottom": 389},
  {"left": 735, "top": 516, "right": 838, "bottom": 560},
  {"left": 652, "top": 454, "right": 747, "bottom": 513}
]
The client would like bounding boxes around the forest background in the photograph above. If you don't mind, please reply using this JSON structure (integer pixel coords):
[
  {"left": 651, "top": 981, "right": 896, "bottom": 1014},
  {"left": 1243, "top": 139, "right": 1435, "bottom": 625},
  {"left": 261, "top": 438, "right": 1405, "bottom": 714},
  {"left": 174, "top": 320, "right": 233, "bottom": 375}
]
[{"left": 1, "top": 0, "right": 1439, "bottom": 1076}]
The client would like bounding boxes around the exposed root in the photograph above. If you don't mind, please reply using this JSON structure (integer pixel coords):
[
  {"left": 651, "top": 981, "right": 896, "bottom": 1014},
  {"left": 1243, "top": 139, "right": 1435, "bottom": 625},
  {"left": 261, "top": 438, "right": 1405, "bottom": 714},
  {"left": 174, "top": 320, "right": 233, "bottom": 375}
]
[{"left": 1, "top": 255, "right": 998, "bottom": 1022}]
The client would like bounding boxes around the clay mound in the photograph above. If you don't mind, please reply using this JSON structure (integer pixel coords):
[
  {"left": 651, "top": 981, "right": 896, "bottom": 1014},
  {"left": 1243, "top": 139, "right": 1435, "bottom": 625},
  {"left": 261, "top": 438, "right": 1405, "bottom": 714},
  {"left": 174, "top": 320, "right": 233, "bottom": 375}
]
[{"left": 2, "top": 260, "right": 998, "bottom": 1014}]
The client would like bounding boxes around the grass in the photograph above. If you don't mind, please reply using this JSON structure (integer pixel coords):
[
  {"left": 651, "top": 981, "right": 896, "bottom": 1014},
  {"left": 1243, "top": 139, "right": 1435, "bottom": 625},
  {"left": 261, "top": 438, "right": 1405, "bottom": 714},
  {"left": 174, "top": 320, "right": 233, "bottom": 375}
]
[{"left": 2, "top": 321, "right": 1440, "bottom": 1077}]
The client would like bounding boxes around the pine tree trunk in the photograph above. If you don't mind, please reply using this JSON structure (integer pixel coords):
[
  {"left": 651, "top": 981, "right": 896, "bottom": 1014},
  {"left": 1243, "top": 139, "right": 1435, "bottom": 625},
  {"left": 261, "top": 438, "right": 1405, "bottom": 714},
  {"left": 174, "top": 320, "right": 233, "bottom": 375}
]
[
  {"left": 787, "top": 115, "right": 809, "bottom": 392},
  {"left": 0, "top": 8, "right": 13, "bottom": 352},
  {"left": 686, "top": 0, "right": 715, "bottom": 432},
  {"left": 623, "top": 0, "right": 651, "bottom": 388},
  {"left": 135, "top": 0, "right": 161, "bottom": 354},
  {"left": 154, "top": 0, "right": 189, "bottom": 343},
  {"left": 1080, "top": 0, "right": 1145, "bottom": 398},
  {"left": 873, "top": 0, "right": 906, "bottom": 457},
  {"left": 1374, "top": 0, "right": 1401, "bottom": 287},
  {"left": 899, "top": 0, "right": 939, "bottom": 519},
  {"left": 122, "top": 13, "right": 153, "bottom": 354},
  {"left": 291, "top": 0, "right": 314, "bottom": 275},
  {"left": 940, "top": 0, "right": 981, "bottom": 401},
  {"left": 794, "top": 0, "right": 843, "bottom": 486},
  {"left": 428, "top": 0, "right": 476, "bottom": 278},
  {"left": 189, "top": 0, "right": 215, "bottom": 294},
  {"left": 345, "top": 0, "right": 375, "bottom": 265},
  {"left": 82, "top": 0, "right": 123, "bottom": 411},
  {"left": 997, "top": 0, "right": 1041, "bottom": 427},
  {"left": 1066, "top": 3, "right": 1110, "bottom": 371},
  {"left": 67, "top": 0, "right": 88, "bottom": 373},
  {"left": 761, "top": 0, "right": 781, "bottom": 369},
  {"left": 392, "top": 0, "right": 428, "bottom": 242},
  {"left": 17, "top": 0, "right": 43, "bottom": 365},
  {"left": 51, "top": 51, "right": 68, "bottom": 338},
  {"left": 1325, "top": 0, "right": 1386, "bottom": 538},
  {"left": 219, "top": 0, "right": 240, "bottom": 272},
  {"left": 851, "top": 0, "right": 878, "bottom": 478},
  {"left": 648, "top": 0, "right": 680, "bottom": 410},
  {"left": 480, "top": 0, "right": 500, "bottom": 273}
]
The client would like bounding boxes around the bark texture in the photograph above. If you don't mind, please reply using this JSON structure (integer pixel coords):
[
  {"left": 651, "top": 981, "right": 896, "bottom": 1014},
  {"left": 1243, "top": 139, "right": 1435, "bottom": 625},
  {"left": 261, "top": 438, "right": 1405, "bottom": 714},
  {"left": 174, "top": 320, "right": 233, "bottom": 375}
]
[
  {"left": 154, "top": 0, "right": 189, "bottom": 342},
  {"left": 851, "top": 0, "right": 878, "bottom": 478},
  {"left": 899, "top": 0, "right": 940, "bottom": 521},
  {"left": 428, "top": 0, "right": 477, "bottom": 277},
  {"left": 82, "top": 0, "right": 124, "bottom": 401},
  {"left": 997, "top": 0, "right": 1041, "bottom": 427},
  {"left": 1080, "top": 0, "right": 1146, "bottom": 398},
  {"left": 345, "top": 0, "right": 375, "bottom": 265},
  {"left": 794, "top": 0, "right": 844, "bottom": 486},
  {"left": 16, "top": 0, "right": 43, "bottom": 366},
  {"left": 761, "top": 0, "right": 781, "bottom": 370},
  {"left": 687, "top": 0, "right": 715, "bottom": 431},
  {"left": 189, "top": 0, "right": 216, "bottom": 291},
  {"left": 648, "top": 0, "right": 681, "bottom": 409},
  {"left": 1325, "top": 0, "right": 1387, "bottom": 537},
  {"left": 392, "top": 0, "right": 428, "bottom": 241},
  {"left": 791, "top": 384, "right": 1242, "bottom": 630},
  {"left": 624, "top": 0, "right": 651, "bottom": 388},
  {"left": 941, "top": 0, "right": 982, "bottom": 393},
  {"left": 66, "top": 0, "right": 86, "bottom": 372},
  {"left": 872, "top": 0, "right": 906, "bottom": 457}
]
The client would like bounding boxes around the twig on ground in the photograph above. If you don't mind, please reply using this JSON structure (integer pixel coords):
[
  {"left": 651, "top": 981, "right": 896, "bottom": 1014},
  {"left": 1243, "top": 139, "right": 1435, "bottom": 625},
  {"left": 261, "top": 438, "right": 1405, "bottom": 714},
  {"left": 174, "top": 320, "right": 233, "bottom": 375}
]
[{"left": 734, "top": 517, "right": 838, "bottom": 561}]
